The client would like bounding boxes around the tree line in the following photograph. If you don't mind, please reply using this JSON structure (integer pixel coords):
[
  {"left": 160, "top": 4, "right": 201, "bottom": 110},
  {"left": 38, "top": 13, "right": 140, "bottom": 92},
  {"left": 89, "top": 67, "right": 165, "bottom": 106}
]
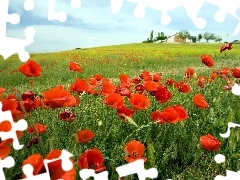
[{"left": 142, "top": 29, "right": 224, "bottom": 43}]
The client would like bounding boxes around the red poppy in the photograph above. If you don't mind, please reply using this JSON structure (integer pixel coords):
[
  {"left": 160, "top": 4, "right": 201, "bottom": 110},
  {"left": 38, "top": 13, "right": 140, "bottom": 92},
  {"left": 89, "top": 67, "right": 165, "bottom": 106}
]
[
  {"left": 135, "top": 84, "right": 144, "bottom": 94},
  {"left": 22, "top": 149, "right": 76, "bottom": 180},
  {"left": 0, "top": 87, "right": 5, "bottom": 97},
  {"left": 143, "top": 80, "right": 160, "bottom": 92},
  {"left": 78, "top": 148, "right": 105, "bottom": 173},
  {"left": 197, "top": 76, "right": 207, "bottom": 88},
  {"left": 69, "top": 78, "right": 89, "bottom": 94},
  {"left": 1, "top": 98, "right": 24, "bottom": 121},
  {"left": 155, "top": 85, "right": 172, "bottom": 103},
  {"left": 175, "top": 81, "right": 191, "bottom": 93},
  {"left": 0, "top": 121, "right": 23, "bottom": 159},
  {"left": 201, "top": 54, "right": 214, "bottom": 68},
  {"left": 100, "top": 79, "right": 116, "bottom": 96},
  {"left": 18, "top": 60, "right": 42, "bottom": 77},
  {"left": 75, "top": 129, "right": 95, "bottom": 143},
  {"left": 210, "top": 72, "right": 218, "bottom": 80},
  {"left": 21, "top": 91, "right": 35, "bottom": 101},
  {"left": 116, "top": 86, "right": 131, "bottom": 97},
  {"left": 193, "top": 94, "right": 209, "bottom": 109},
  {"left": 151, "top": 110, "right": 165, "bottom": 124},
  {"left": 220, "top": 42, "right": 232, "bottom": 53},
  {"left": 42, "top": 85, "right": 80, "bottom": 108},
  {"left": 165, "top": 78, "right": 175, "bottom": 86},
  {"left": 69, "top": 61, "right": 82, "bottom": 72},
  {"left": 117, "top": 106, "right": 135, "bottom": 122},
  {"left": 59, "top": 111, "right": 76, "bottom": 123},
  {"left": 152, "top": 73, "right": 161, "bottom": 82},
  {"left": 124, "top": 140, "right": 147, "bottom": 163},
  {"left": 161, "top": 107, "right": 179, "bottom": 124},
  {"left": 129, "top": 93, "right": 150, "bottom": 110},
  {"left": 184, "top": 68, "right": 195, "bottom": 78},
  {"left": 232, "top": 67, "right": 240, "bottom": 78},
  {"left": 27, "top": 123, "right": 47, "bottom": 134},
  {"left": 94, "top": 74, "right": 103, "bottom": 81},
  {"left": 200, "top": 134, "right": 221, "bottom": 151},
  {"left": 119, "top": 74, "right": 133, "bottom": 87},
  {"left": 220, "top": 68, "right": 230, "bottom": 78},
  {"left": 26, "top": 136, "right": 40, "bottom": 148},
  {"left": 132, "top": 78, "right": 141, "bottom": 84},
  {"left": 139, "top": 71, "right": 152, "bottom": 81},
  {"left": 173, "top": 105, "right": 189, "bottom": 121},
  {"left": 105, "top": 93, "right": 124, "bottom": 108}
]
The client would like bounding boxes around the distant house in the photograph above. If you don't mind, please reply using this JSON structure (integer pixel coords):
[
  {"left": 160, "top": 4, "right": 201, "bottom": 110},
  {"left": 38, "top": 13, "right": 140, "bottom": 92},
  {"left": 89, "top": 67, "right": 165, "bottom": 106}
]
[{"left": 166, "top": 33, "right": 190, "bottom": 43}]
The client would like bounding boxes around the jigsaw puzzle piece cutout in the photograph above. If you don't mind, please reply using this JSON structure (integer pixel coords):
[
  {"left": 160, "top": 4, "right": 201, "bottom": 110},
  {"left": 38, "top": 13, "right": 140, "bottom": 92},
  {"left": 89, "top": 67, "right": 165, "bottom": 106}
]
[
  {"left": 0, "top": 156, "right": 15, "bottom": 180},
  {"left": 20, "top": 150, "right": 74, "bottom": 180},
  {"left": 116, "top": 159, "right": 158, "bottom": 180},
  {"left": 126, "top": 0, "right": 185, "bottom": 25},
  {"left": 214, "top": 170, "right": 240, "bottom": 180},
  {"left": 79, "top": 169, "right": 109, "bottom": 180},
  {"left": 181, "top": 0, "right": 207, "bottom": 29},
  {"left": 0, "top": 102, "right": 28, "bottom": 150},
  {"left": 48, "top": 0, "right": 67, "bottom": 22},
  {"left": 110, "top": 0, "right": 124, "bottom": 14},
  {"left": 24, "top": 0, "right": 35, "bottom": 11},
  {"left": 70, "top": 0, "right": 81, "bottom": 8}
]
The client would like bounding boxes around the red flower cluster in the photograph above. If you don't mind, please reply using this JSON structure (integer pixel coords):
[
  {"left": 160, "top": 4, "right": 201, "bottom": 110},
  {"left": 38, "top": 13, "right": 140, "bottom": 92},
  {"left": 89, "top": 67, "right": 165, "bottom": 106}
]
[{"left": 220, "top": 42, "right": 233, "bottom": 53}]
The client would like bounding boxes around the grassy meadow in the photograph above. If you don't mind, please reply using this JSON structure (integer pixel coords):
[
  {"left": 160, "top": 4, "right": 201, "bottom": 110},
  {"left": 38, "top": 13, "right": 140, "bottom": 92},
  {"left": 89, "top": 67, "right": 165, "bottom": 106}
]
[{"left": 0, "top": 43, "right": 240, "bottom": 180}]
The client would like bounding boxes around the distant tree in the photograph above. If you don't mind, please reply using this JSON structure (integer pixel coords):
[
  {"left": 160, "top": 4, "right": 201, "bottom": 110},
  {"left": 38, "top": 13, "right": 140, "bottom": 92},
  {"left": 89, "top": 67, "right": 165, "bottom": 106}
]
[
  {"left": 215, "top": 36, "right": 222, "bottom": 43},
  {"left": 192, "top": 36, "right": 197, "bottom": 43},
  {"left": 178, "top": 29, "right": 190, "bottom": 42},
  {"left": 150, "top": 30, "right": 154, "bottom": 43},
  {"left": 203, "top": 32, "right": 216, "bottom": 43},
  {"left": 156, "top": 32, "right": 167, "bottom": 42},
  {"left": 197, "top": 34, "right": 202, "bottom": 42}
]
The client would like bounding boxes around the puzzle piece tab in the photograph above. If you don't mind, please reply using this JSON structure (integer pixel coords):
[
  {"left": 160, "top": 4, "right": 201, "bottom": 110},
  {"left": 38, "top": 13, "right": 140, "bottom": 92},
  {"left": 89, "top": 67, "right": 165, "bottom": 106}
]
[
  {"left": 0, "top": 156, "right": 15, "bottom": 180},
  {"left": 0, "top": 0, "right": 35, "bottom": 62},
  {"left": 79, "top": 169, "right": 109, "bottom": 180},
  {"left": 0, "top": 102, "right": 28, "bottom": 150},
  {"left": 20, "top": 149, "right": 74, "bottom": 180},
  {"left": 116, "top": 159, "right": 158, "bottom": 180}
]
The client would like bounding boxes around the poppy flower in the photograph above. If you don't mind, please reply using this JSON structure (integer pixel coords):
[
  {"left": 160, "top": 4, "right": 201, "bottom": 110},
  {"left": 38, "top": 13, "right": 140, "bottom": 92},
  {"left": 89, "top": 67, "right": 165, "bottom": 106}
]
[
  {"left": 175, "top": 81, "right": 191, "bottom": 93},
  {"left": 94, "top": 74, "right": 103, "bottom": 81},
  {"left": 21, "top": 91, "right": 35, "bottom": 101},
  {"left": 1, "top": 98, "right": 24, "bottom": 121},
  {"left": 18, "top": 60, "right": 42, "bottom": 77},
  {"left": 0, "top": 121, "right": 23, "bottom": 159},
  {"left": 27, "top": 123, "right": 47, "bottom": 134},
  {"left": 69, "top": 78, "right": 89, "bottom": 94},
  {"left": 77, "top": 148, "right": 105, "bottom": 173},
  {"left": 165, "top": 78, "right": 175, "bottom": 86},
  {"left": 22, "top": 149, "right": 76, "bottom": 180},
  {"left": 184, "top": 68, "right": 195, "bottom": 78},
  {"left": 197, "top": 76, "right": 207, "bottom": 88},
  {"left": 152, "top": 73, "right": 161, "bottom": 82},
  {"left": 161, "top": 107, "right": 179, "bottom": 124},
  {"left": 193, "top": 94, "right": 209, "bottom": 109},
  {"left": 129, "top": 93, "right": 150, "bottom": 110},
  {"left": 100, "top": 79, "right": 116, "bottom": 96},
  {"left": 116, "top": 86, "right": 131, "bottom": 97},
  {"left": 26, "top": 136, "right": 40, "bottom": 148},
  {"left": 105, "top": 93, "right": 124, "bottom": 108},
  {"left": 132, "top": 78, "right": 141, "bottom": 84},
  {"left": 139, "top": 71, "right": 152, "bottom": 81},
  {"left": 220, "top": 68, "right": 230, "bottom": 78},
  {"left": 69, "top": 61, "right": 82, "bottom": 72},
  {"left": 220, "top": 42, "right": 232, "bottom": 53},
  {"left": 119, "top": 74, "right": 133, "bottom": 87},
  {"left": 59, "top": 111, "right": 76, "bottom": 123},
  {"left": 124, "top": 140, "right": 147, "bottom": 163},
  {"left": 200, "top": 134, "right": 221, "bottom": 151},
  {"left": 173, "top": 105, "right": 189, "bottom": 121},
  {"left": 0, "top": 87, "right": 5, "bottom": 97},
  {"left": 210, "top": 72, "right": 218, "bottom": 80},
  {"left": 151, "top": 110, "right": 165, "bottom": 124},
  {"left": 42, "top": 85, "right": 80, "bottom": 108},
  {"left": 232, "top": 67, "right": 240, "bottom": 78},
  {"left": 75, "top": 129, "right": 95, "bottom": 143},
  {"left": 143, "top": 80, "right": 160, "bottom": 92},
  {"left": 155, "top": 85, "right": 172, "bottom": 103},
  {"left": 135, "top": 84, "right": 144, "bottom": 94},
  {"left": 201, "top": 54, "right": 214, "bottom": 68},
  {"left": 117, "top": 106, "right": 135, "bottom": 122}
]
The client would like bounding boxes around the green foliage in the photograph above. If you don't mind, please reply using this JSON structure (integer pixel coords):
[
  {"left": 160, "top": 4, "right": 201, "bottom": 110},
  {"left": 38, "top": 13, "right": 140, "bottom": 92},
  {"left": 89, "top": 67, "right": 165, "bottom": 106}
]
[
  {"left": 203, "top": 32, "right": 216, "bottom": 43},
  {"left": 178, "top": 29, "right": 190, "bottom": 41}
]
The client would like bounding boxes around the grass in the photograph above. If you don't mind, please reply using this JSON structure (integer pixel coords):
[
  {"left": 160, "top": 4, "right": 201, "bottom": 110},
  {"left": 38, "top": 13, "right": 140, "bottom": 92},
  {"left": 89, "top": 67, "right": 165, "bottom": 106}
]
[{"left": 0, "top": 43, "right": 240, "bottom": 180}]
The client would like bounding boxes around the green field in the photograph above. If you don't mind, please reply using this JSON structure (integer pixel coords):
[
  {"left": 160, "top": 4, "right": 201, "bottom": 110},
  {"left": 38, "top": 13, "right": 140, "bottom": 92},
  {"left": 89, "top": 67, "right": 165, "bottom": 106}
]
[{"left": 0, "top": 43, "right": 240, "bottom": 180}]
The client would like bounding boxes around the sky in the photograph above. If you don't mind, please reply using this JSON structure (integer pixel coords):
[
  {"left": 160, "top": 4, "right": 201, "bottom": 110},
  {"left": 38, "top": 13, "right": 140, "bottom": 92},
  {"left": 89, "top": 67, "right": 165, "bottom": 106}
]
[{"left": 6, "top": 0, "right": 240, "bottom": 53}]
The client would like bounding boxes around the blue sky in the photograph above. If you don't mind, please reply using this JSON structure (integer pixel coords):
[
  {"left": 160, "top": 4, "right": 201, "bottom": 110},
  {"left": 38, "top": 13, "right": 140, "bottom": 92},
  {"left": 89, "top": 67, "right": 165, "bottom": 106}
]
[{"left": 7, "top": 0, "right": 240, "bottom": 53}]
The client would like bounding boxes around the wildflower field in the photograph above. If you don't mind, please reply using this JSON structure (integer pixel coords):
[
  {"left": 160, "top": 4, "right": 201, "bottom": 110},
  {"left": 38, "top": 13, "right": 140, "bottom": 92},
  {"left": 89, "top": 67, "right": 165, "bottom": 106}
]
[{"left": 0, "top": 43, "right": 240, "bottom": 180}]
